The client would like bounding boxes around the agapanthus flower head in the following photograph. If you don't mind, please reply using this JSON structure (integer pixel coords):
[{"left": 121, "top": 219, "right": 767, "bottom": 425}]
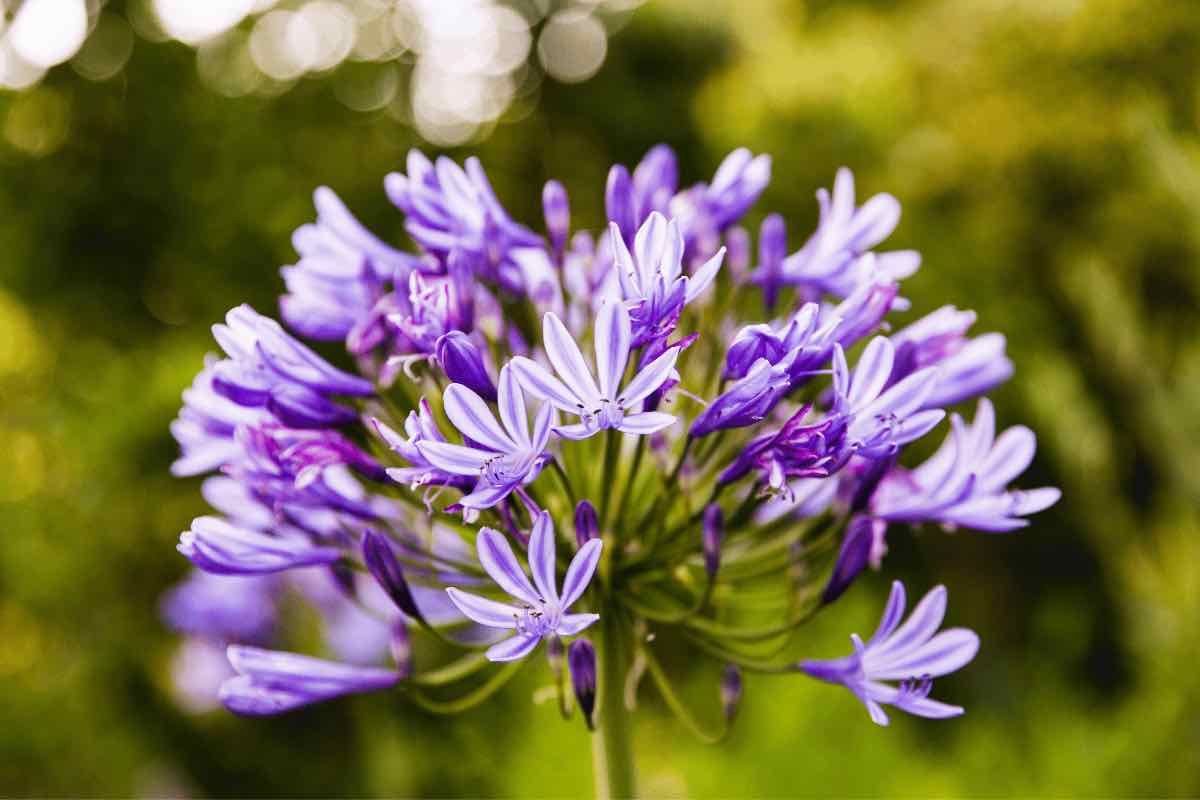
[
  {"left": 800, "top": 581, "right": 979, "bottom": 726},
  {"left": 445, "top": 513, "right": 602, "bottom": 662},
  {"left": 164, "top": 145, "right": 1057, "bottom": 771}
]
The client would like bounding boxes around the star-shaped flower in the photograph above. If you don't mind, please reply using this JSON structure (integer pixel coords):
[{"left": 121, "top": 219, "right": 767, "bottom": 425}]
[
  {"left": 511, "top": 300, "right": 679, "bottom": 440},
  {"left": 446, "top": 513, "right": 603, "bottom": 662}
]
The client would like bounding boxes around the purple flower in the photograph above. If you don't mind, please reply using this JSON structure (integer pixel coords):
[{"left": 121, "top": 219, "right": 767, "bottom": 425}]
[
  {"left": 718, "top": 339, "right": 944, "bottom": 488},
  {"left": 800, "top": 581, "right": 979, "bottom": 726},
  {"left": 445, "top": 513, "right": 603, "bottom": 662},
  {"left": 220, "top": 645, "right": 401, "bottom": 716},
  {"left": 385, "top": 151, "right": 541, "bottom": 292},
  {"left": 435, "top": 331, "right": 497, "bottom": 402},
  {"left": 416, "top": 365, "right": 553, "bottom": 511},
  {"left": 888, "top": 306, "right": 1014, "bottom": 409},
  {"left": 279, "top": 187, "right": 418, "bottom": 342},
  {"left": 607, "top": 213, "right": 725, "bottom": 347},
  {"left": 388, "top": 263, "right": 475, "bottom": 355},
  {"left": 160, "top": 569, "right": 277, "bottom": 643},
  {"left": 691, "top": 356, "right": 794, "bottom": 438},
  {"left": 170, "top": 356, "right": 273, "bottom": 477},
  {"left": 670, "top": 148, "right": 771, "bottom": 260},
  {"left": 362, "top": 530, "right": 423, "bottom": 622},
  {"left": 872, "top": 399, "right": 1060, "bottom": 531},
  {"left": 780, "top": 168, "right": 920, "bottom": 301},
  {"left": 371, "top": 401, "right": 473, "bottom": 494},
  {"left": 720, "top": 664, "right": 743, "bottom": 722},
  {"left": 209, "top": 305, "right": 373, "bottom": 428},
  {"left": 178, "top": 516, "right": 343, "bottom": 575},
  {"left": 511, "top": 301, "right": 680, "bottom": 440}
]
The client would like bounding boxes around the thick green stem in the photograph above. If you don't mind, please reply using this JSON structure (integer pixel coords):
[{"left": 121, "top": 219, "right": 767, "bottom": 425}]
[{"left": 592, "top": 613, "right": 637, "bottom": 799}]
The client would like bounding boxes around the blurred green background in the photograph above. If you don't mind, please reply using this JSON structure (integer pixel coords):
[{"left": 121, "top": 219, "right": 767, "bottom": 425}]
[{"left": 2, "top": 0, "right": 1199, "bottom": 795}]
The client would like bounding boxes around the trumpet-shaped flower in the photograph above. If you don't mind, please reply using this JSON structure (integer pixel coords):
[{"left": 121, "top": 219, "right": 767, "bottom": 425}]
[
  {"left": 178, "top": 516, "right": 343, "bottom": 575},
  {"left": 446, "top": 513, "right": 603, "bottom": 662},
  {"left": 871, "top": 399, "right": 1061, "bottom": 531},
  {"left": 800, "top": 581, "right": 979, "bottom": 726},
  {"left": 416, "top": 365, "right": 553, "bottom": 510},
  {"left": 220, "top": 645, "right": 401, "bottom": 716},
  {"left": 511, "top": 301, "right": 679, "bottom": 440},
  {"left": 606, "top": 212, "right": 725, "bottom": 346}
]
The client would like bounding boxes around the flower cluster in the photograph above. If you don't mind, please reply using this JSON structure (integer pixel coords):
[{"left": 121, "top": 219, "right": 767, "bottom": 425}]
[{"left": 164, "top": 146, "right": 1057, "bottom": 743}]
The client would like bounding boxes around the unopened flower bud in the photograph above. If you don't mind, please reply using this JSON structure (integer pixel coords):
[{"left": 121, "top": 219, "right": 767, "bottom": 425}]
[
  {"left": 703, "top": 503, "right": 724, "bottom": 579},
  {"left": 605, "top": 164, "right": 635, "bottom": 242},
  {"left": 435, "top": 332, "right": 497, "bottom": 402},
  {"left": 568, "top": 638, "right": 597, "bottom": 730},
  {"left": 575, "top": 500, "right": 599, "bottom": 547},
  {"left": 720, "top": 664, "right": 743, "bottom": 722},
  {"left": 362, "top": 530, "right": 424, "bottom": 623},
  {"left": 543, "top": 180, "right": 570, "bottom": 258},
  {"left": 547, "top": 635, "right": 565, "bottom": 677}
]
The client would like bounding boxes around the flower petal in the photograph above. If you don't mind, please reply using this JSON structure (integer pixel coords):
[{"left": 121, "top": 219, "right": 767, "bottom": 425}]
[
  {"left": 476, "top": 528, "right": 542, "bottom": 605},
  {"left": 416, "top": 441, "right": 492, "bottom": 476},
  {"left": 444, "top": 383, "right": 515, "bottom": 453},
  {"left": 558, "top": 613, "right": 600, "bottom": 636},
  {"left": 595, "top": 300, "right": 631, "bottom": 401},
  {"left": 618, "top": 347, "right": 679, "bottom": 409},
  {"left": 543, "top": 311, "right": 600, "bottom": 404},
  {"left": 684, "top": 247, "right": 725, "bottom": 303},
  {"left": 497, "top": 365, "right": 531, "bottom": 448},
  {"left": 617, "top": 412, "right": 676, "bottom": 435},
  {"left": 486, "top": 633, "right": 541, "bottom": 662},
  {"left": 560, "top": 538, "right": 603, "bottom": 608},
  {"left": 866, "top": 585, "right": 947, "bottom": 670},
  {"left": 870, "top": 628, "right": 980, "bottom": 680},
  {"left": 527, "top": 511, "right": 559, "bottom": 604},
  {"left": 868, "top": 580, "right": 908, "bottom": 646},
  {"left": 511, "top": 356, "right": 581, "bottom": 414},
  {"left": 847, "top": 337, "right": 894, "bottom": 410},
  {"left": 444, "top": 587, "right": 520, "bottom": 628}
]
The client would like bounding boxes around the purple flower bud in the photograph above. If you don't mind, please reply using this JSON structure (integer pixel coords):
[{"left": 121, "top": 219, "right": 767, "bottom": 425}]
[
  {"left": 547, "top": 635, "right": 565, "bottom": 676},
  {"left": 703, "top": 503, "right": 723, "bottom": 579},
  {"left": 821, "top": 515, "right": 887, "bottom": 605},
  {"left": 362, "top": 530, "right": 424, "bottom": 623},
  {"left": 724, "top": 225, "right": 752, "bottom": 282},
  {"left": 390, "top": 619, "right": 412, "bottom": 679},
  {"left": 720, "top": 664, "right": 743, "bottom": 722},
  {"left": 265, "top": 383, "right": 359, "bottom": 429},
  {"left": 435, "top": 331, "right": 497, "bottom": 402},
  {"left": 575, "top": 500, "right": 599, "bottom": 547},
  {"left": 543, "top": 179, "right": 570, "bottom": 258},
  {"left": 757, "top": 213, "right": 788, "bottom": 311},
  {"left": 605, "top": 164, "right": 635, "bottom": 243},
  {"left": 220, "top": 646, "right": 400, "bottom": 716},
  {"left": 568, "top": 638, "right": 597, "bottom": 730}
]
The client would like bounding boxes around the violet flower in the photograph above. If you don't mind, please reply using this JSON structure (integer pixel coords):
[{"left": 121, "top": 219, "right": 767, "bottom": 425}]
[
  {"left": 160, "top": 569, "right": 277, "bottom": 644},
  {"left": 800, "top": 581, "right": 979, "bottom": 726},
  {"left": 780, "top": 168, "right": 920, "bottom": 301},
  {"left": 385, "top": 151, "right": 541, "bottom": 292},
  {"left": 670, "top": 147, "right": 771, "bottom": 259},
  {"left": 416, "top": 365, "right": 553, "bottom": 511},
  {"left": 387, "top": 262, "right": 475, "bottom": 355},
  {"left": 748, "top": 213, "right": 788, "bottom": 311},
  {"left": 606, "top": 212, "right": 725, "bottom": 346},
  {"left": 445, "top": 513, "right": 603, "bottom": 662},
  {"left": 888, "top": 306, "right": 1014, "bottom": 409},
  {"left": 511, "top": 301, "right": 680, "bottom": 439},
  {"left": 178, "top": 516, "right": 343, "bottom": 575},
  {"left": 170, "top": 356, "right": 273, "bottom": 478},
  {"left": 220, "top": 645, "right": 401, "bottom": 716},
  {"left": 435, "top": 331, "right": 497, "bottom": 402},
  {"left": 371, "top": 401, "right": 474, "bottom": 494},
  {"left": 279, "top": 187, "right": 418, "bottom": 342},
  {"left": 210, "top": 305, "right": 373, "bottom": 428},
  {"left": 871, "top": 398, "right": 1061, "bottom": 531}
]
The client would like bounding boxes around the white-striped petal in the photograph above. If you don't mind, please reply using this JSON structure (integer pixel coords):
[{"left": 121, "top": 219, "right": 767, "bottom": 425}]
[{"left": 444, "top": 384, "right": 514, "bottom": 453}]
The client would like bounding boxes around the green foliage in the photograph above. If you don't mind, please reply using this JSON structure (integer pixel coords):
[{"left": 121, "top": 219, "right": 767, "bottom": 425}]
[{"left": 0, "top": 0, "right": 1197, "bottom": 794}]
